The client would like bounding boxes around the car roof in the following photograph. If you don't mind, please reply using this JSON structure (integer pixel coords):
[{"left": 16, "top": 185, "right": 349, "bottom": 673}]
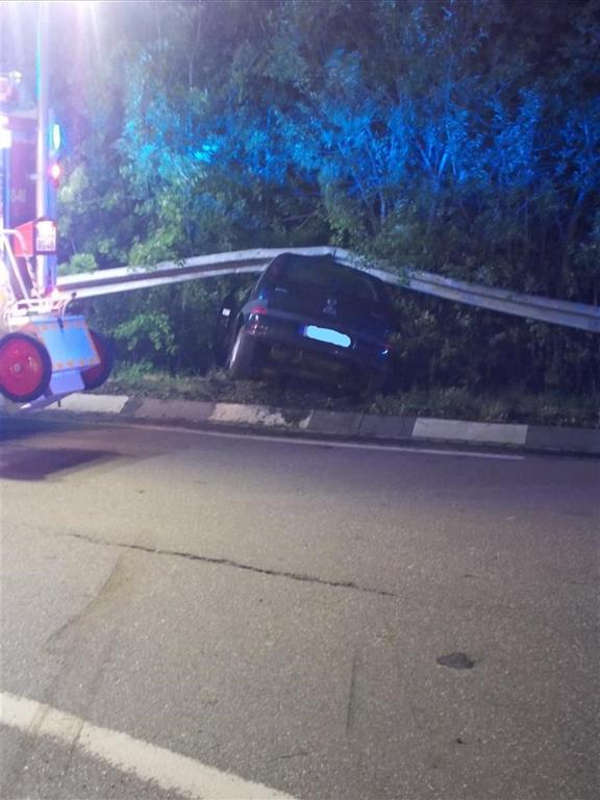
[{"left": 263, "top": 253, "right": 382, "bottom": 288}]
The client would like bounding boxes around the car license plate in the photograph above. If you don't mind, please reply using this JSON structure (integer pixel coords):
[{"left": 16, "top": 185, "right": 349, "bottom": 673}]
[{"left": 303, "top": 325, "right": 351, "bottom": 348}]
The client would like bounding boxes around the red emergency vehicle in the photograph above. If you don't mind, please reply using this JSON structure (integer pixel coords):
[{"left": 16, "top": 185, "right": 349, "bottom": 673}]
[{"left": 1, "top": 83, "right": 112, "bottom": 408}]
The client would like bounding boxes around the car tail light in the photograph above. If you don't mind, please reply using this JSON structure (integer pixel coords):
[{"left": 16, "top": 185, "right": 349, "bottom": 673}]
[
  {"left": 249, "top": 304, "right": 268, "bottom": 316},
  {"left": 247, "top": 304, "right": 269, "bottom": 335},
  {"left": 378, "top": 337, "right": 395, "bottom": 357}
]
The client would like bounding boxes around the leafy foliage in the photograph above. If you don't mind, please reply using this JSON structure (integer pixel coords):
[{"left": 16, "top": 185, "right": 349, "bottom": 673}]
[{"left": 44, "top": 0, "right": 599, "bottom": 395}]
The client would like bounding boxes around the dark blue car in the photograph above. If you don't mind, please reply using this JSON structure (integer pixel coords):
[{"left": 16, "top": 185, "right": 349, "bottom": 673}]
[{"left": 217, "top": 253, "right": 396, "bottom": 393}]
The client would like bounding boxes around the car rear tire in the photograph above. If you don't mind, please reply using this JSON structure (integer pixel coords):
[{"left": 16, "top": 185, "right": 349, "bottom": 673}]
[{"left": 227, "top": 328, "right": 258, "bottom": 379}]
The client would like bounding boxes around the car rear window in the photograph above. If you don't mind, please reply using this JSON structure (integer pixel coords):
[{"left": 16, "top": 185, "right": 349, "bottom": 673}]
[{"left": 263, "top": 255, "right": 387, "bottom": 308}]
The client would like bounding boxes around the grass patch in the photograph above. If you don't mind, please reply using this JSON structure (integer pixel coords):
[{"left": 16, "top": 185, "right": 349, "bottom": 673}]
[
  {"left": 103, "top": 364, "right": 599, "bottom": 429},
  {"left": 368, "top": 387, "right": 599, "bottom": 428}
]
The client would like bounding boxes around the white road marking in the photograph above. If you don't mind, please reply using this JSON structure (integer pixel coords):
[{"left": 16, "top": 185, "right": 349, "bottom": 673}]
[
  {"left": 118, "top": 421, "right": 525, "bottom": 460},
  {"left": 1, "top": 691, "right": 298, "bottom": 800}
]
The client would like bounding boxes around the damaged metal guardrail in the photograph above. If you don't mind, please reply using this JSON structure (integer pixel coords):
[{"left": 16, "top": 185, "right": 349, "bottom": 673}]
[{"left": 57, "top": 247, "right": 600, "bottom": 334}]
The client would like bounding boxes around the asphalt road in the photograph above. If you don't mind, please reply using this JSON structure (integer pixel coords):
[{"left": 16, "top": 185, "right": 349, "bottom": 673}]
[{"left": 1, "top": 417, "right": 598, "bottom": 800}]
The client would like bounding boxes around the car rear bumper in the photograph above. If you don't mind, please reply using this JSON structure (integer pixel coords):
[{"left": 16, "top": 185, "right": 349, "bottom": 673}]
[{"left": 244, "top": 313, "right": 392, "bottom": 376}]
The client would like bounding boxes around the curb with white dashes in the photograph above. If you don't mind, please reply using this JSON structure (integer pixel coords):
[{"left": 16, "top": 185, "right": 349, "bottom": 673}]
[{"left": 35, "top": 393, "right": 600, "bottom": 456}]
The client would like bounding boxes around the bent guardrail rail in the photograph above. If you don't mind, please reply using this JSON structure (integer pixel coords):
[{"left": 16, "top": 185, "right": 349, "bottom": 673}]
[{"left": 57, "top": 247, "right": 600, "bottom": 333}]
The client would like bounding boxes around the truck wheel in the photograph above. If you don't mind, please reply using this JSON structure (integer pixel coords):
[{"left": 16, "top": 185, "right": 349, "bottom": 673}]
[
  {"left": 0, "top": 333, "right": 52, "bottom": 403},
  {"left": 82, "top": 330, "right": 114, "bottom": 391}
]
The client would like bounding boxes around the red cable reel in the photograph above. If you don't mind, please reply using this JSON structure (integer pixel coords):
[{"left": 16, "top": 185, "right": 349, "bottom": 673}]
[
  {"left": 81, "top": 330, "right": 114, "bottom": 391},
  {"left": 0, "top": 333, "right": 52, "bottom": 403}
]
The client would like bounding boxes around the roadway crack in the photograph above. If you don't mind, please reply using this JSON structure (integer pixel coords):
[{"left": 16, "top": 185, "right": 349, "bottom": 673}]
[
  {"left": 346, "top": 654, "right": 359, "bottom": 733},
  {"left": 64, "top": 533, "right": 398, "bottom": 599},
  {"left": 267, "top": 749, "right": 311, "bottom": 762}
]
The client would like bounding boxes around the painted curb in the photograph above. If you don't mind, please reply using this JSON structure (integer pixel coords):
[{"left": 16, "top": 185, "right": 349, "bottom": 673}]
[
  {"left": 306, "top": 410, "right": 362, "bottom": 437},
  {"left": 358, "top": 414, "right": 417, "bottom": 440},
  {"left": 134, "top": 398, "right": 216, "bottom": 423},
  {"left": 17, "top": 394, "right": 600, "bottom": 456},
  {"left": 210, "top": 402, "right": 312, "bottom": 429},
  {"left": 50, "top": 393, "right": 130, "bottom": 414},
  {"left": 525, "top": 424, "right": 600, "bottom": 454},
  {"left": 412, "top": 417, "right": 528, "bottom": 446}
]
